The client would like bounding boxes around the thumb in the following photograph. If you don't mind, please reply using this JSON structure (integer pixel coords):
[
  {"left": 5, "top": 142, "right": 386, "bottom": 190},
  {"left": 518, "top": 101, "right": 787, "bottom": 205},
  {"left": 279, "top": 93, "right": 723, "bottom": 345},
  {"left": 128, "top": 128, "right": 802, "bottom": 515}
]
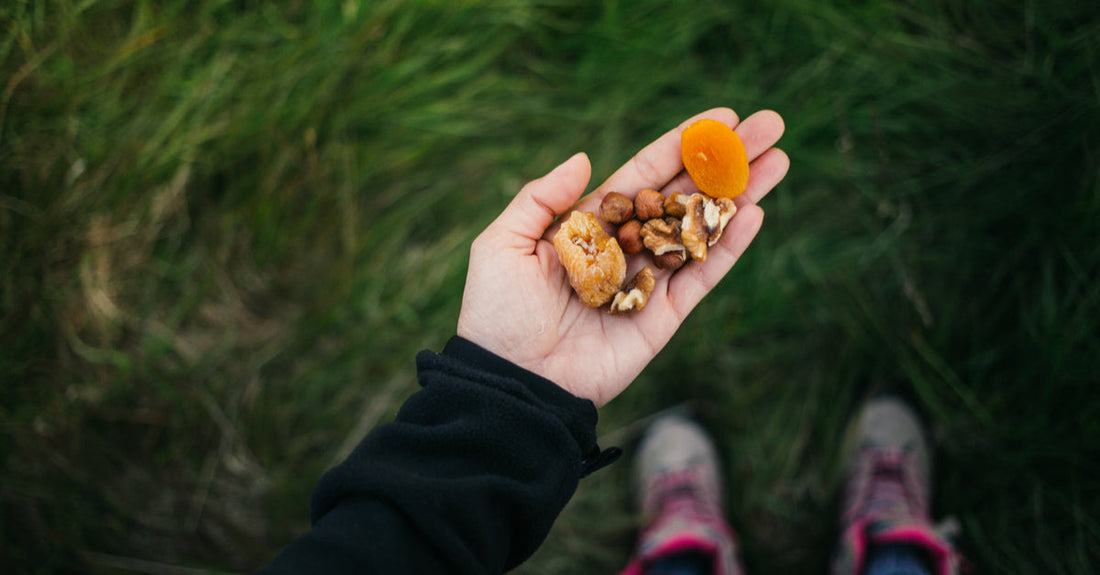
[{"left": 491, "top": 152, "right": 592, "bottom": 245}]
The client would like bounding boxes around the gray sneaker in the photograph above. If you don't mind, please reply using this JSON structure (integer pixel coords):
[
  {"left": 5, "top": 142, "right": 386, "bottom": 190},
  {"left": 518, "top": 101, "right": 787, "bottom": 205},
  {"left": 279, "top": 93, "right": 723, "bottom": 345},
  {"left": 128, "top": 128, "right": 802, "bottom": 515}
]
[
  {"left": 619, "top": 415, "right": 743, "bottom": 575},
  {"left": 831, "top": 396, "right": 961, "bottom": 575}
]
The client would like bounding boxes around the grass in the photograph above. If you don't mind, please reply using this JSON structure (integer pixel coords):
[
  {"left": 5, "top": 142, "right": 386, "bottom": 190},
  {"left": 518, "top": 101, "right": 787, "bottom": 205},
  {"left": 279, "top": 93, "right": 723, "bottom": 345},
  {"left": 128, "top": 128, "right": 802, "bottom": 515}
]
[{"left": 2, "top": 0, "right": 1098, "bottom": 573}]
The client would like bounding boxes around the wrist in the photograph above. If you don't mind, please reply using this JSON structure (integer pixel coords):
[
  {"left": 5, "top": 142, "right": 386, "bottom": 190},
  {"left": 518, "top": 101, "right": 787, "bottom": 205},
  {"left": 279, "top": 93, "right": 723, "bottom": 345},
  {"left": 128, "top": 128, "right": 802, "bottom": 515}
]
[{"left": 440, "top": 335, "right": 598, "bottom": 437}]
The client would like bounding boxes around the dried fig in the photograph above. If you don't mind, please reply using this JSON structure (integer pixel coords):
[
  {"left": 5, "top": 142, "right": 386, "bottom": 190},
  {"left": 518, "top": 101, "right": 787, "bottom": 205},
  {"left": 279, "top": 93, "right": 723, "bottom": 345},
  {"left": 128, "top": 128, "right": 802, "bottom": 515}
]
[{"left": 553, "top": 211, "right": 627, "bottom": 307}]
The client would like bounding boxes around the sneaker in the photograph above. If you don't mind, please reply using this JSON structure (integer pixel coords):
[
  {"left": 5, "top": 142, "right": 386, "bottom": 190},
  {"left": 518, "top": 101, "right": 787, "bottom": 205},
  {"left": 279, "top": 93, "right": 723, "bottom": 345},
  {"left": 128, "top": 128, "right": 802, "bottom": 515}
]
[
  {"left": 832, "top": 396, "right": 960, "bottom": 575},
  {"left": 619, "top": 415, "right": 743, "bottom": 575}
]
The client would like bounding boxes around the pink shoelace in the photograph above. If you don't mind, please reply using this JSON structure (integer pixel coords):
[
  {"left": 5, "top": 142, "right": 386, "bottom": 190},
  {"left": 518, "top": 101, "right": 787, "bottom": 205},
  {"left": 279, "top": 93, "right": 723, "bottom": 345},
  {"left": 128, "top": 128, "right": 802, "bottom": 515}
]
[
  {"left": 844, "top": 445, "right": 929, "bottom": 527},
  {"left": 644, "top": 467, "right": 721, "bottom": 521}
]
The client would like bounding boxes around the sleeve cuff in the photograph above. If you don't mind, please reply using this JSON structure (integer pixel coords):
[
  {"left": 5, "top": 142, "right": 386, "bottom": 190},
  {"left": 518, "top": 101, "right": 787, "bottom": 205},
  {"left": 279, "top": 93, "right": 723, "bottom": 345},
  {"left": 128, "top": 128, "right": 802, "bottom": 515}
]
[{"left": 437, "top": 336, "right": 621, "bottom": 477}]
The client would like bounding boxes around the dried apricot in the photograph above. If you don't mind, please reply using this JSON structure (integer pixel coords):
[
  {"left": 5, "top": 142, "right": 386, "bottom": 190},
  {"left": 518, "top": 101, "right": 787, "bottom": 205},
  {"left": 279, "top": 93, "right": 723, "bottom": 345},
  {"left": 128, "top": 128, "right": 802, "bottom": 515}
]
[
  {"left": 681, "top": 119, "right": 749, "bottom": 199},
  {"left": 553, "top": 211, "right": 626, "bottom": 307}
]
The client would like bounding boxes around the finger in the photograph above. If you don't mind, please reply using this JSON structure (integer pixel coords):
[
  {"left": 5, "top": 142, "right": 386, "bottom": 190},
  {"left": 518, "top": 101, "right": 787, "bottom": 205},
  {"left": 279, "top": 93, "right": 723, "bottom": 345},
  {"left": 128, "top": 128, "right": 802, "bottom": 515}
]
[
  {"left": 658, "top": 148, "right": 789, "bottom": 212},
  {"left": 606, "top": 108, "right": 782, "bottom": 200},
  {"left": 737, "top": 147, "right": 790, "bottom": 207},
  {"left": 595, "top": 108, "right": 740, "bottom": 198},
  {"left": 660, "top": 108, "right": 786, "bottom": 191},
  {"left": 666, "top": 204, "right": 765, "bottom": 320},
  {"left": 555, "top": 109, "right": 740, "bottom": 223},
  {"left": 735, "top": 110, "right": 785, "bottom": 162},
  {"left": 489, "top": 152, "right": 592, "bottom": 249},
  {"left": 658, "top": 145, "right": 789, "bottom": 208}
]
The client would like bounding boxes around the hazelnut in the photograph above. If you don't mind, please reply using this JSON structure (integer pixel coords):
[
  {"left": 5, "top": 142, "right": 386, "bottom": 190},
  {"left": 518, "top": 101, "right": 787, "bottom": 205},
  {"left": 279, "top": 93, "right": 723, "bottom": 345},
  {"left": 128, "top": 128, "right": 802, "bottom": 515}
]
[
  {"left": 653, "top": 251, "right": 687, "bottom": 271},
  {"left": 616, "top": 219, "right": 644, "bottom": 254},
  {"left": 599, "top": 191, "right": 634, "bottom": 225},
  {"left": 664, "top": 192, "right": 690, "bottom": 218},
  {"left": 634, "top": 188, "right": 666, "bottom": 221}
]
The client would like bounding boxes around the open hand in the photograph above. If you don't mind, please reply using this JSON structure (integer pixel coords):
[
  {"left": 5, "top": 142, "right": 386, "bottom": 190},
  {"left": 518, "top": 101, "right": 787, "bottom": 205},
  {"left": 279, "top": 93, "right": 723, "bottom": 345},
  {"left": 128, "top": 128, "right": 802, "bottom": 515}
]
[{"left": 457, "top": 108, "right": 789, "bottom": 406}]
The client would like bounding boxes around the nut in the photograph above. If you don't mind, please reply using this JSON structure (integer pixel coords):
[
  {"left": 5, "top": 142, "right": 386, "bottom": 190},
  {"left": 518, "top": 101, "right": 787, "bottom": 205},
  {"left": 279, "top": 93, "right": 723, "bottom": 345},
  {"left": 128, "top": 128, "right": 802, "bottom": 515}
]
[
  {"left": 599, "top": 191, "right": 634, "bottom": 225},
  {"left": 553, "top": 211, "right": 627, "bottom": 307},
  {"left": 634, "top": 188, "right": 666, "bottom": 221},
  {"left": 681, "top": 193, "right": 737, "bottom": 262},
  {"left": 609, "top": 267, "right": 656, "bottom": 315},
  {"left": 653, "top": 250, "right": 687, "bottom": 271},
  {"left": 616, "top": 219, "right": 644, "bottom": 254},
  {"left": 664, "top": 192, "right": 690, "bottom": 218},
  {"left": 640, "top": 217, "right": 686, "bottom": 257},
  {"left": 642, "top": 217, "right": 688, "bottom": 271}
]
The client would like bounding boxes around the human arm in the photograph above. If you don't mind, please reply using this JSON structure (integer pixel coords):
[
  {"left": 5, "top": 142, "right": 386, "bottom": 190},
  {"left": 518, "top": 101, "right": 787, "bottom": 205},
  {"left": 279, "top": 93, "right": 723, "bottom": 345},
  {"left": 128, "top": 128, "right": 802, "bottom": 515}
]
[
  {"left": 260, "top": 108, "right": 789, "bottom": 573},
  {"left": 458, "top": 107, "right": 789, "bottom": 406},
  {"left": 260, "top": 337, "right": 607, "bottom": 574}
]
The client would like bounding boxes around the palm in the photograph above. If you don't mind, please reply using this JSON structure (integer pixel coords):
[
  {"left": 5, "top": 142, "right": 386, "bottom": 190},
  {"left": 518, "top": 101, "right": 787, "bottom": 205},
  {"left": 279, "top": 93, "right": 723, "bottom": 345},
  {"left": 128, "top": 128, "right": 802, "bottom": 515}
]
[{"left": 458, "top": 108, "right": 789, "bottom": 406}]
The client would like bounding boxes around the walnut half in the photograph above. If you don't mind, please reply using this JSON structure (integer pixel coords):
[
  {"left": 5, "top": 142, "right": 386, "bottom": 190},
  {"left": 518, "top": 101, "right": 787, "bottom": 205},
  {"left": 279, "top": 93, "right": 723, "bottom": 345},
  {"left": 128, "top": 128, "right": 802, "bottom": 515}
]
[
  {"left": 609, "top": 267, "right": 656, "bottom": 315},
  {"left": 681, "top": 193, "right": 737, "bottom": 262},
  {"left": 640, "top": 217, "right": 687, "bottom": 257}
]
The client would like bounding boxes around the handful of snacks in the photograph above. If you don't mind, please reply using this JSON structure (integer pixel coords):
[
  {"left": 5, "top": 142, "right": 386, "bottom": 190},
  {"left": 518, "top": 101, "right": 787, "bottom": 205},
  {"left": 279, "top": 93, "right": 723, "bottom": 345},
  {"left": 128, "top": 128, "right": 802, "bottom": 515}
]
[{"left": 553, "top": 119, "right": 749, "bottom": 314}]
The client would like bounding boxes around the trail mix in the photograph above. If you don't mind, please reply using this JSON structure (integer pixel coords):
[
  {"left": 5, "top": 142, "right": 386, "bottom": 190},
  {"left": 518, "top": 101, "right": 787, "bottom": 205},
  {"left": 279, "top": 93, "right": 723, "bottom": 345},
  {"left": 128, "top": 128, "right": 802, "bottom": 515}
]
[{"left": 552, "top": 119, "right": 749, "bottom": 314}]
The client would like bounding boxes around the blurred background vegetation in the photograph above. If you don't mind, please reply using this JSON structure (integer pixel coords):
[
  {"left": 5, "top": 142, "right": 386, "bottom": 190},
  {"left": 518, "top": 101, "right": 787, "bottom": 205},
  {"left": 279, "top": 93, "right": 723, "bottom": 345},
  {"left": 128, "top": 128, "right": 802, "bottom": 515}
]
[{"left": 2, "top": 0, "right": 1098, "bottom": 573}]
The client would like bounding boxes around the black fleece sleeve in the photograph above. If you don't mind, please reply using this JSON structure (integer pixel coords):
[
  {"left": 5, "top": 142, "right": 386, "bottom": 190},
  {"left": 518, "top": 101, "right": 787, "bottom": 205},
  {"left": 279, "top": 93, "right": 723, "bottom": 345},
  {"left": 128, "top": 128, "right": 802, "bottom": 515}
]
[{"left": 259, "top": 336, "right": 619, "bottom": 574}]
